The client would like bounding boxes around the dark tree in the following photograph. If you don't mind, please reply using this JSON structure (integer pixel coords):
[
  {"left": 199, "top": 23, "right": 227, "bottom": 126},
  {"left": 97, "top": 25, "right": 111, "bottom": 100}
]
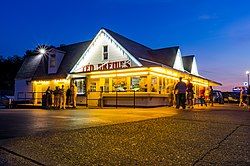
[{"left": 0, "top": 54, "right": 25, "bottom": 95}]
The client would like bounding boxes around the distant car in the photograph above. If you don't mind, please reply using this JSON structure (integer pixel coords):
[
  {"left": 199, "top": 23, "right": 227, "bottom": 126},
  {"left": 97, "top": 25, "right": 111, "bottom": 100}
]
[
  {"left": 0, "top": 95, "right": 14, "bottom": 108},
  {"left": 222, "top": 92, "right": 240, "bottom": 103},
  {"left": 213, "top": 90, "right": 224, "bottom": 104}
]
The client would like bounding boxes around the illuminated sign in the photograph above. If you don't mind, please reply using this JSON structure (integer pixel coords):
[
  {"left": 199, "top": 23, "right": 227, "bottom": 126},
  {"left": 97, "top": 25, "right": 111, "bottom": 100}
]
[{"left": 83, "top": 60, "right": 131, "bottom": 72}]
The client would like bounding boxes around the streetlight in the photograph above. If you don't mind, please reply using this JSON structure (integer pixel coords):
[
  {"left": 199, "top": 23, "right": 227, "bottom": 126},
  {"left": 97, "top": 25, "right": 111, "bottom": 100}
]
[
  {"left": 39, "top": 48, "right": 46, "bottom": 55},
  {"left": 246, "top": 71, "right": 250, "bottom": 87}
]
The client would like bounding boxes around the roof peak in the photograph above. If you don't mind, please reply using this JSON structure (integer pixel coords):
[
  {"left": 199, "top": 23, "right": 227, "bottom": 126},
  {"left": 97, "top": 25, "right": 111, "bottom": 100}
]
[{"left": 102, "top": 28, "right": 151, "bottom": 50}]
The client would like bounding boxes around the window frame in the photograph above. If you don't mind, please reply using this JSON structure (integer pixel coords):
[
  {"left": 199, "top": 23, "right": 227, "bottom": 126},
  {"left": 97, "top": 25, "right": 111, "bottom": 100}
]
[
  {"left": 103, "top": 45, "right": 109, "bottom": 60},
  {"left": 50, "top": 54, "right": 56, "bottom": 68},
  {"left": 73, "top": 78, "right": 87, "bottom": 95}
]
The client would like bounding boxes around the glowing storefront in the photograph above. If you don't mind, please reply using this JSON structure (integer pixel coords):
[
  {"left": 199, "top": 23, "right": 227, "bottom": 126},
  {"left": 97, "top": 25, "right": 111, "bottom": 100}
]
[{"left": 15, "top": 28, "right": 221, "bottom": 107}]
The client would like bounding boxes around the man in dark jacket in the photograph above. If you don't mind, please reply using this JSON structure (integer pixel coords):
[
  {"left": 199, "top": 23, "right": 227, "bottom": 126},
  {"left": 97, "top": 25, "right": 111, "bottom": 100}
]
[{"left": 174, "top": 77, "right": 187, "bottom": 109}]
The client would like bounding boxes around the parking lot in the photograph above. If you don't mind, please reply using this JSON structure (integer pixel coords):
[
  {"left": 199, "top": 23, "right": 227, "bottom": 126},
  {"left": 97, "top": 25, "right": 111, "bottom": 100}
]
[{"left": 0, "top": 104, "right": 249, "bottom": 165}]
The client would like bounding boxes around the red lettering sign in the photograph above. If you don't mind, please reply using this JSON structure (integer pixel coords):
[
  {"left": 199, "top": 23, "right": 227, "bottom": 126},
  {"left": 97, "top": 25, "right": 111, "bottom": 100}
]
[{"left": 82, "top": 60, "right": 131, "bottom": 72}]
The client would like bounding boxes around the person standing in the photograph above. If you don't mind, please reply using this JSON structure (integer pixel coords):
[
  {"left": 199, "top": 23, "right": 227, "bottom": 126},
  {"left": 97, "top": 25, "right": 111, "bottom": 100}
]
[
  {"left": 45, "top": 86, "right": 52, "bottom": 109},
  {"left": 174, "top": 77, "right": 187, "bottom": 109},
  {"left": 72, "top": 83, "right": 78, "bottom": 108},
  {"left": 54, "top": 86, "right": 59, "bottom": 109},
  {"left": 208, "top": 86, "right": 214, "bottom": 106},
  {"left": 199, "top": 87, "right": 207, "bottom": 106},
  {"left": 239, "top": 87, "right": 245, "bottom": 107},
  {"left": 60, "top": 85, "right": 66, "bottom": 109},
  {"left": 186, "top": 80, "right": 194, "bottom": 109},
  {"left": 66, "top": 86, "right": 72, "bottom": 107}
]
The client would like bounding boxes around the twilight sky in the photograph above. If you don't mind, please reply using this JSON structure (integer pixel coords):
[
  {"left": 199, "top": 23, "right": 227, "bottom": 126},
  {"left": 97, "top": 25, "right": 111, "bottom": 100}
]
[{"left": 0, "top": 0, "right": 250, "bottom": 91}]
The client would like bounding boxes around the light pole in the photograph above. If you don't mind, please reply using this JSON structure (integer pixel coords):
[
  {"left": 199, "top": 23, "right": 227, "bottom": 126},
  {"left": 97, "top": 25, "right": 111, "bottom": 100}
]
[{"left": 246, "top": 71, "right": 250, "bottom": 87}]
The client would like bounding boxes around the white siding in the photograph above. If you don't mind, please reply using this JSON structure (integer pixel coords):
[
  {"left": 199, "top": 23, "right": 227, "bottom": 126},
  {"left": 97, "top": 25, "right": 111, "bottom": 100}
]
[
  {"left": 14, "top": 79, "right": 32, "bottom": 101},
  {"left": 72, "top": 30, "right": 141, "bottom": 73}
]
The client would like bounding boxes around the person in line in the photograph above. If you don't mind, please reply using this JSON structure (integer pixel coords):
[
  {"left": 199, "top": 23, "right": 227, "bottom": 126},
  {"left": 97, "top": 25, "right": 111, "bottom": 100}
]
[
  {"left": 72, "top": 83, "right": 78, "bottom": 108},
  {"left": 60, "top": 85, "right": 66, "bottom": 109},
  {"left": 199, "top": 87, "right": 207, "bottom": 106},
  {"left": 66, "top": 86, "right": 72, "bottom": 107},
  {"left": 166, "top": 83, "right": 175, "bottom": 107},
  {"left": 208, "top": 86, "right": 214, "bottom": 106},
  {"left": 54, "top": 86, "right": 60, "bottom": 109},
  {"left": 186, "top": 79, "right": 194, "bottom": 109},
  {"left": 174, "top": 77, "right": 187, "bottom": 109},
  {"left": 45, "top": 86, "right": 52, "bottom": 109}
]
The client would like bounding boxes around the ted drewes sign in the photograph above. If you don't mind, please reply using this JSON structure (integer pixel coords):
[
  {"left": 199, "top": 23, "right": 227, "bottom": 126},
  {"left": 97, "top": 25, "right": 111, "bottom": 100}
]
[{"left": 83, "top": 60, "right": 131, "bottom": 72}]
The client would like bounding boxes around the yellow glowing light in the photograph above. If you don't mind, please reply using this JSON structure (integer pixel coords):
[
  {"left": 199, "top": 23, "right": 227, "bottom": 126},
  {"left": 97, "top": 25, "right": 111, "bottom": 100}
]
[
  {"left": 151, "top": 67, "right": 178, "bottom": 77},
  {"left": 90, "top": 72, "right": 149, "bottom": 78},
  {"left": 150, "top": 71, "right": 179, "bottom": 80},
  {"left": 33, "top": 80, "right": 49, "bottom": 84},
  {"left": 89, "top": 67, "right": 148, "bottom": 75},
  {"left": 191, "top": 81, "right": 209, "bottom": 87}
]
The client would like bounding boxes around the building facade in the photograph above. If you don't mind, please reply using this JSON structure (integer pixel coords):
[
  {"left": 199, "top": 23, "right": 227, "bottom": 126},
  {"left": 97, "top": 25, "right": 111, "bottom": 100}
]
[{"left": 15, "top": 28, "right": 221, "bottom": 107}]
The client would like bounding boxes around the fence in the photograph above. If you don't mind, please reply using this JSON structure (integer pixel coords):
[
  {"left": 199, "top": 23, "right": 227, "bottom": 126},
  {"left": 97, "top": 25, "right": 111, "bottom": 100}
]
[
  {"left": 16, "top": 90, "right": 169, "bottom": 108},
  {"left": 17, "top": 92, "right": 45, "bottom": 104},
  {"left": 86, "top": 90, "right": 137, "bottom": 108}
]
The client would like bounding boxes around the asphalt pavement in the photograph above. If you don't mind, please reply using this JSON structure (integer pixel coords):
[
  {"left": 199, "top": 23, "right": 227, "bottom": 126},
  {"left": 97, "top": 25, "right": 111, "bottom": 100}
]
[{"left": 0, "top": 104, "right": 249, "bottom": 165}]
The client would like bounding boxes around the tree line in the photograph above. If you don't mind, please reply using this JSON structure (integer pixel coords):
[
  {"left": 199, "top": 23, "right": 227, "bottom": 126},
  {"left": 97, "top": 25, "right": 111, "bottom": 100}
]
[{"left": 0, "top": 50, "right": 35, "bottom": 95}]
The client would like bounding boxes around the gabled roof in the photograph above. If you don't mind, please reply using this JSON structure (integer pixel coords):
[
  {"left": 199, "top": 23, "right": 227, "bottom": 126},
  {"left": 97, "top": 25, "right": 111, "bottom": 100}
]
[
  {"left": 182, "top": 55, "right": 194, "bottom": 73},
  {"left": 148, "top": 46, "right": 179, "bottom": 67},
  {"left": 103, "top": 28, "right": 152, "bottom": 66},
  {"left": 16, "top": 28, "right": 182, "bottom": 80},
  {"left": 32, "top": 41, "right": 91, "bottom": 80},
  {"left": 15, "top": 54, "right": 43, "bottom": 80},
  {"left": 103, "top": 28, "right": 179, "bottom": 68}
]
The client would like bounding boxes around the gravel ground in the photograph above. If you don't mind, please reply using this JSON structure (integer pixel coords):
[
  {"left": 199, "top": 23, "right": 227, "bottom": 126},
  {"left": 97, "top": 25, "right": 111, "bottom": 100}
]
[
  {"left": 0, "top": 106, "right": 249, "bottom": 165},
  {"left": 1, "top": 116, "right": 248, "bottom": 165}
]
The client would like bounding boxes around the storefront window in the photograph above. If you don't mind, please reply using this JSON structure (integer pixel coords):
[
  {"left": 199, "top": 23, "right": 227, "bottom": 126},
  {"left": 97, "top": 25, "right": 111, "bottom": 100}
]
[
  {"left": 151, "top": 76, "right": 157, "bottom": 92},
  {"left": 131, "top": 76, "right": 147, "bottom": 92},
  {"left": 104, "top": 78, "right": 109, "bottom": 92},
  {"left": 74, "top": 78, "right": 86, "bottom": 95},
  {"left": 112, "top": 77, "right": 127, "bottom": 91},
  {"left": 90, "top": 82, "right": 96, "bottom": 92}
]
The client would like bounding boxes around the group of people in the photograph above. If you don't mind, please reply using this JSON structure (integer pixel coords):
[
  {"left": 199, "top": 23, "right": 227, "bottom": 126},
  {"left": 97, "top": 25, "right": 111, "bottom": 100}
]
[
  {"left": 239, "top": 86, "right": 250, "bottom": 107},
  {"left": 174, "top": 77, "right": 213, "bottom": 109},
  {"left": 44, "top": 83, "right": 78, "bottom": 109}
]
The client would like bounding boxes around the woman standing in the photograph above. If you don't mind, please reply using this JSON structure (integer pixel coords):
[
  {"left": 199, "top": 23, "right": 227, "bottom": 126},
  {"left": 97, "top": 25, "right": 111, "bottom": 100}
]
[
  {"left": 186, "top": 80, "right": 194, "bottom": 109},
  {"left": 199, "top": 87, "right": 207, "bottom": 107}
]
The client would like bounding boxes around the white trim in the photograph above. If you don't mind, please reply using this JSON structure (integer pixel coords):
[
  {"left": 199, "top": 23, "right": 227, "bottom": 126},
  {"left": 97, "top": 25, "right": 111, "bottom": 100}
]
[
  {"left": 173, "top": 49, "right": 184, "bottom": 71},
  {"left": 70, "top": 29, "right": 142, "bottom": 73},
  {"left": 191, "top": 56, "right": 199, "bottom": 76}
]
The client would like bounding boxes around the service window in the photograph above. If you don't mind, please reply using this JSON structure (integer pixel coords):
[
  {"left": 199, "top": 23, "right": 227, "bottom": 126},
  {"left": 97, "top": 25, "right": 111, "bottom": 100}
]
[{"left": 74, "top": 78, "right": 86, "bottom": 95}]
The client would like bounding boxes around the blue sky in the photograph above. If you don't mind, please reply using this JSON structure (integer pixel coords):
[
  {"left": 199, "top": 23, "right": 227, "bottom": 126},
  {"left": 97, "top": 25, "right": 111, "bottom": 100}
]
[{"left": 0, "top": 0, "right": 250, "bottom": 91}]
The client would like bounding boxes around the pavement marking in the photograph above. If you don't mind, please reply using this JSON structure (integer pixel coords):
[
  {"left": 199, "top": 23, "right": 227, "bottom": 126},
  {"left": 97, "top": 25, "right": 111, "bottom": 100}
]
[
  {"left": 0, "top": 146, "right": 45, "bottom": 166},
  {"left": 192, "top": 125, "right": 243, "bottom": 166}
]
